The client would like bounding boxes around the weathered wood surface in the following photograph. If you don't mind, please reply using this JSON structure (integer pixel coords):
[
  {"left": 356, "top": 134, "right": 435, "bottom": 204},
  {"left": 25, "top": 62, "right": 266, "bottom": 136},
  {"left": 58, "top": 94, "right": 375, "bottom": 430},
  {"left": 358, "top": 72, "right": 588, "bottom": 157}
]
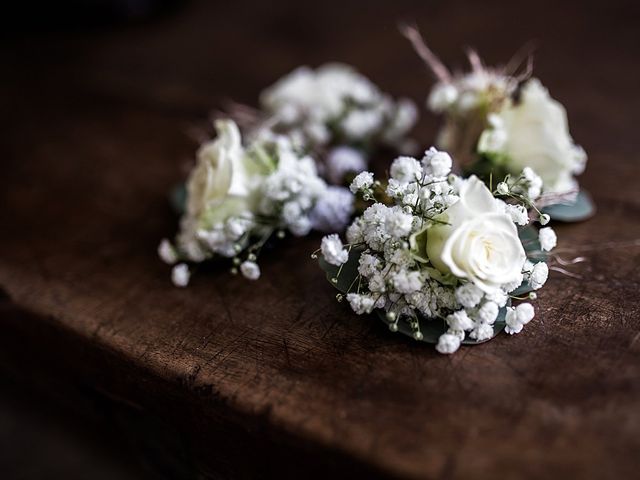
[{"left": 1, "top": 0, "right": 640, "bottom": 478}]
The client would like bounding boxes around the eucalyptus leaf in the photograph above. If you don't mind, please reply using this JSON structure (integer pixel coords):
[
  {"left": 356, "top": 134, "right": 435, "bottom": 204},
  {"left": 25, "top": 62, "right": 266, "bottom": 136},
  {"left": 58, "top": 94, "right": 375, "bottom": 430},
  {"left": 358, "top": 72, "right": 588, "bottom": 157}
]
[
  {"left": 519, "top": 224, "right": 547, "bottom": 262},
  {"left": 170, "top": 183, "right": 187, "bottom": 215},
  {"left": 318, "top": 247, "right": 364, "bottom": 294},
  {"left": 542, "top": 189, "right": 595, "bottom": 222},
  {"left": 376, "top": 307, "right": 507, "bottom": 345},
  {"left": 510, "top": 283, "right": 533, "bottom": 297}
]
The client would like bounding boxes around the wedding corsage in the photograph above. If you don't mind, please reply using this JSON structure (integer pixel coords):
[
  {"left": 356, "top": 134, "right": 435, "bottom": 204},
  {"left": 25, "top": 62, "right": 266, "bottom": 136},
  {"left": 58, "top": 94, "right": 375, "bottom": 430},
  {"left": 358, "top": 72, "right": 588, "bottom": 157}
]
[
  {"left": 402, "top": 26, "right": 594, "bottom": 222},
  {"left": 159, "top": 119, "right": 352, "bottom": 284},
  {"left": 317, "top": 147, "right": 555, "bottom": 354},
  {"left": 259, "top": 63, "right": 418, "bottom": 184}
]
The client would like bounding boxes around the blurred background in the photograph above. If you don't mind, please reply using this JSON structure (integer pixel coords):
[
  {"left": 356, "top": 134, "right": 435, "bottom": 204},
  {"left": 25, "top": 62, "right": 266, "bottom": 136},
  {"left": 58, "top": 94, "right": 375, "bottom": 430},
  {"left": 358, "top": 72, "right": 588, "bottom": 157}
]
[{"left": 1, "top": 0, "right": 638, "bottom": 478}]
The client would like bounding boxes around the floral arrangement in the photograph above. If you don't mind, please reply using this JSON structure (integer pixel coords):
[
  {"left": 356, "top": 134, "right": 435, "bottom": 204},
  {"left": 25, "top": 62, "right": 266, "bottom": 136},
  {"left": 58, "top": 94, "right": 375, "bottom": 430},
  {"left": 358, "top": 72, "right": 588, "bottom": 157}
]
[
  {"left": 155, "top": 38, "right": 595, "bottom": 354},
  {"left": 402, "top": 26, "right": 594, "bottom": 221},
  {"left": 258, "top": 63, "right": 418, "bottom": 184},
  {"left": 159, "top": 63, "right": 420, "bottom": 285},
  {"left": 159, "top": 120, "right": 354, "bottom": 284},
  {"left": 317, "top": 147, "right": 556, "bottom": 354}
]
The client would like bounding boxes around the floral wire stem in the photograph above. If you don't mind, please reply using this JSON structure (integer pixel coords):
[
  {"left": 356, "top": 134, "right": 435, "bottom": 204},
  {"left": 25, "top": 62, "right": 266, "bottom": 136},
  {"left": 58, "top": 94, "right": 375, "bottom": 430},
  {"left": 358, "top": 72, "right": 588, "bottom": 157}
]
[
  {"left": 345, "top": 273, "right": 361, "bottom": 294},
  {"left": 408, "top": 314, "right": 424, "bottom": 340},
  {"left": 248, "top": 227, "right": 276, "bottom": 256},
  {"left": 331, "top": 247, "right": 355, "bottom": 284},
  {"left": 509, "top": 293, "right": 536, "bottom": 300},
  {"left": 507, "top": 191, "right": 543, "bottom": 216}
]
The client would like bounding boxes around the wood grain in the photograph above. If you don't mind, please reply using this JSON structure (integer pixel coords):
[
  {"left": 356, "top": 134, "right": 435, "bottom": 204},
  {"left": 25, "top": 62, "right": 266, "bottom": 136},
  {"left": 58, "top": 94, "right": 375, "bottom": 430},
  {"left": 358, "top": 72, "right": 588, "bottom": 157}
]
[{"left": 1, "top": 0, "right": 639, "bottom": 478}]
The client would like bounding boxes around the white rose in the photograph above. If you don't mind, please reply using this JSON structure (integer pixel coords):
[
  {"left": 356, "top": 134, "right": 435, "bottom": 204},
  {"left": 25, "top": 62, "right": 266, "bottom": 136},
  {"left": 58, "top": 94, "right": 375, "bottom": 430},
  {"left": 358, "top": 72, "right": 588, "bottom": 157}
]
[
  {"left": 186, "top": 120, "right": 260, "bottom": 227},
  {"left": 426, "top": 176, "right": 526, "bottom": 293},
  {"left": 479, "top": 79, "right": 587, "bottom": 194}
]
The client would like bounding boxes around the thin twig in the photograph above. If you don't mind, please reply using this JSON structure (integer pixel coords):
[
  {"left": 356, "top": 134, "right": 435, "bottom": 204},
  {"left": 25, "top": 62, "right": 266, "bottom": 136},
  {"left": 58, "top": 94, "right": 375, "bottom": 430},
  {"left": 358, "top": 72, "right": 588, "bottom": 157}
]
[{"left": 399, "top": 23, "right": 451, "bottom": 83}]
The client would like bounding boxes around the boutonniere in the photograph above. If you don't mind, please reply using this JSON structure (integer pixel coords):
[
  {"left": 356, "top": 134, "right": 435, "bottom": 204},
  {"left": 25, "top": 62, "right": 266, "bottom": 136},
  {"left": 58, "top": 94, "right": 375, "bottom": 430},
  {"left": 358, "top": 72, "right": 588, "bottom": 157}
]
[
  {"left": 402, "top": 26, "right": 594, "bottom": 222},
  {"left": 159, "top": 119, "right": 352, "bottom": 284},
  {"left": 317, "top": 147, "right": 556, "bottom": 354},
  {"left": 258, "top": 63, "right": 418, "bottom": 185},
  {"left": 159, "top": 63, "right": 419, "bottom": 285}
]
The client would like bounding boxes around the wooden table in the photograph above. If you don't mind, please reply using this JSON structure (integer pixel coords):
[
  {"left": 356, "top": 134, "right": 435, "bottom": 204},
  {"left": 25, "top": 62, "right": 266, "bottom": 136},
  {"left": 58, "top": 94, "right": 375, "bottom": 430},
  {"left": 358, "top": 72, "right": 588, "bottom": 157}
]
[{"left": 2, "top": 0, "right": 639, "bottom": 478}]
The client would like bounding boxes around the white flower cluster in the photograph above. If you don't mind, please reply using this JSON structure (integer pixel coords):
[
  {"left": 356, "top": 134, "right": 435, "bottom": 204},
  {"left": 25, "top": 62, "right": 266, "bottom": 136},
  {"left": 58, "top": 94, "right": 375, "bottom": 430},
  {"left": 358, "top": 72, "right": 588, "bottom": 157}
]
[
  {"left": 320, "top": 148, "right": 556, "bottom": 354},
  {"left": 259, "top": 63, "right": 418, "bottom": 183},
  {"left": 475, "top": 80, "right": 587, "bottom": 194},
  {"left": 428, "top": 68, "right": 512, "bottom": 116},
  {"left": 160, "top": 119, "right": 351, "bottom": 284},
  {"left": 425, "top": 54, "right": 587, "bottom": 195}
]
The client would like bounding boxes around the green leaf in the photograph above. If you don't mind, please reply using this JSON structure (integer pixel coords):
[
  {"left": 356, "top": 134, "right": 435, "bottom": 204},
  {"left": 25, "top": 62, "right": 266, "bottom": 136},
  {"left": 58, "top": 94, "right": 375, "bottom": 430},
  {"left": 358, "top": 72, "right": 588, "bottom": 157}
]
[
  {"left": 318, "top": 248, "right": 507, "bottom": 345},
  {"left": 376, "top": 308, "right": 507, "bottom": 345},
  {"left": 510, "top": 283, "right": 533, "bottom": 297},
  {"left": 318, "top": 246, "right": 364, "bottom": 294},
  {"left": 542, "top": 189, "right": 595, "bottom": 222},
  {"left": 169, "top": 183, "right": 187, "bottom": 216},
  {"left": 519, "top": 224, "right": 547, "bottom": 260},
  {"left": 512, "top": 225, "right": 547, "bottom": 296}
]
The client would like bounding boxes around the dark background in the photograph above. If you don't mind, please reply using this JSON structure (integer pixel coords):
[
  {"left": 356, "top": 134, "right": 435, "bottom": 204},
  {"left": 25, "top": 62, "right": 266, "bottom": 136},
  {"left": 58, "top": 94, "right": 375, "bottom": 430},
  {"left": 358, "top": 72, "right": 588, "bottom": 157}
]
[{"left": 1, "top": 1, "right": 639, "bottom": 478}]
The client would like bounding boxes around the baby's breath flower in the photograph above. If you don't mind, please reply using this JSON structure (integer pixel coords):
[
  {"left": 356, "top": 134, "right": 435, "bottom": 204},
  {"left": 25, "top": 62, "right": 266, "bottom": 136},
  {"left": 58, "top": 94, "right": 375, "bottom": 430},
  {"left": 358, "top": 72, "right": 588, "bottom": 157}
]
[
  {"left": 345, "top": 218, "right": 364, "bottom": 244},
  {"left": 522, "top": 167, "right": 543, "bottom": 199},
  {"left": 486, "top": 289, "right": 509, "bottom": 308},
  {"left": 321, "top": 234, "right": 349, "bottom": 266},
  {"left": 529, "top": 262, "right": 549, "bottom": 290},
  {"left": 476, "top": 301, "right": 499, "bottom": 324},
  {"left": 478, "top": 128, "right": 507, "bottom": 153},
  {"left": 158, "top": 239, "right": 178, "bottom": 265},
  {"left": 539, "top": 227, "right": 557, "bottom": 251},
  {"left": 309, "top": 186, "right": 355, "bottom": 233},
  {"left": 392, "top": 270, "right": 423, "bottom": 294},
  {"left": 428, "top": 83, "right": 458, "bottom": 113},
  {"left": 506, "top": 204, "right": 529, "bottom": 225},
  {"left": 171, "top": 263, "right": 190, "bottom": 287},
  {"left": 446, "top": 310, "right": 474, "bottom": 331},
  {"left": 341, "top": 109, "right": 384, "bottom": 139},
  {"left": 455, "top": 283, "right": 484, "bottom": 308},
  {"left": 288, "top": 216, "right": 312, "bottom": 237},
  {"left": 325, "top": 146, "right": 367, "bottom": 184},
  {"left": 539, "top": 213, "right": 550, "bottom": 225},
  {"left": 349, "top": 171, "right": 374, "bottom": 194},
  {"left": 346, "top": 293, "right": 376, "bottom": 314},
  {"left": 358, "top": 253, "right": 381, "bottom": 278},
  {"left": 390, "top": 156, "right": 423, "bottom": 183},
  {"left": 240, "top": 261, "right": 261, "bottom": 280},
  {"left": 505, "top": 303, "right": 535, "bottom": 334},
  {"left": 384, "top": 207, "right": 414, "bottom": 238},
  {"left": 436, "top": 332, "right": 462, "bottom": 354},
  {"left": 422, "top": 147, "right": 452, "bottom": 177},
  {"left": 469, "top": 322, "right": 494, "bottom": 341}
]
